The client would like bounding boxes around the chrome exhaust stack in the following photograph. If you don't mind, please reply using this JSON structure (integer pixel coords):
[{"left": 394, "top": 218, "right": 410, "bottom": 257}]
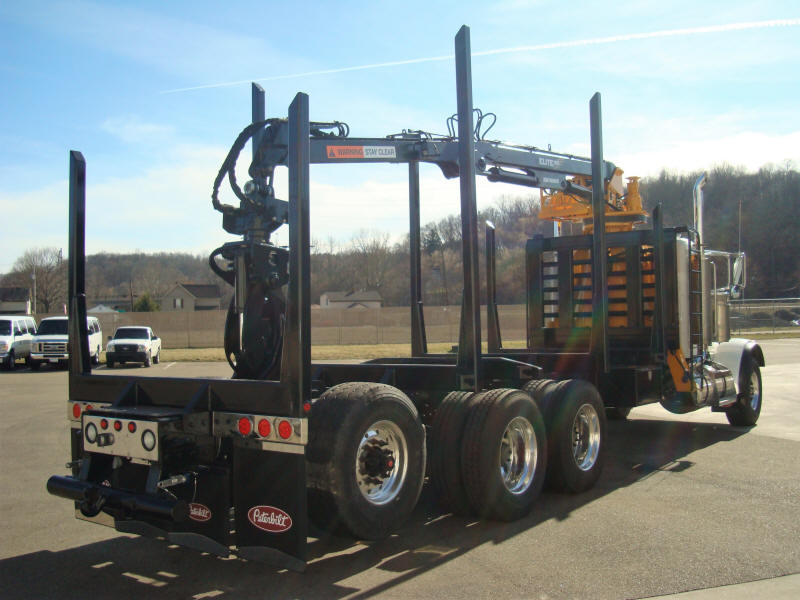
[{"left": 693, "top": 173, "right": 712, "bottom": 348}]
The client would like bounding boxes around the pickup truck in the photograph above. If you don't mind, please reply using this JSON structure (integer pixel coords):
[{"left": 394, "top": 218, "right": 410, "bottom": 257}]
[{"left": 105, "top": 326, "right": 161, "bottom": 368}]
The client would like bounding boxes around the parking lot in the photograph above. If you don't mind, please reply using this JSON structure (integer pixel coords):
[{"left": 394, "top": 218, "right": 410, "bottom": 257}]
[{"left": 1, "top": 339, "right": 798, "bottom": 599}]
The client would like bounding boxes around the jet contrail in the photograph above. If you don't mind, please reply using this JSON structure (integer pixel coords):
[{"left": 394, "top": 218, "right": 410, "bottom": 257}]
[{"left": 160, "top": 18, "right": 800, "bottom": 94}]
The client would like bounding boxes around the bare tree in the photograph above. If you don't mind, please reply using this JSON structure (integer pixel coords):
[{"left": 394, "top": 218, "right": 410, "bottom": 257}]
[
  {"left": 350, "top": 230, "right": 392, "bottom": 291},
  {"left": 5, "top": 247, "right": 66, "bottom": 313}
]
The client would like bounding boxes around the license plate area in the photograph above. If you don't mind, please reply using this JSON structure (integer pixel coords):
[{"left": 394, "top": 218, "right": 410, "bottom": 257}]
[{"left": 82, "top": 408, "right": 182, "bottom": 462}]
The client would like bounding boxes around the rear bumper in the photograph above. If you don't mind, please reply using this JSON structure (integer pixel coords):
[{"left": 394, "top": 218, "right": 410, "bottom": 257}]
[{"left": 47, "top": 474, "right": 188, "bottom": 521}]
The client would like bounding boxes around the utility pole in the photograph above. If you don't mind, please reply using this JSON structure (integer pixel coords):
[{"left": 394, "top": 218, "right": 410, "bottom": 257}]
[{"left": 32, "top": 268, "right": 36, "bottom": 315}]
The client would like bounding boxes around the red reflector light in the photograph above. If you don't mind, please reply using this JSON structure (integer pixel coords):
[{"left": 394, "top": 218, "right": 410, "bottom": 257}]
[
  {"left": 303, "top": 402, "right": 311, "bottom": 413},
  {"left": 257, "top": 419, "right": 271, "bottom": 437},
  {"left": 113, "top": 420, "right": 122, "bottom": 432},
  {"left": 86, "top": 405, "right": 93, "bottom": 411},
  {"left": 72, "top": 404, "right": 81, "bottom": 419},
  {"left": 128, "top": 422, "right": 136, "bottom": 433},
  {"left": 100, "top": 419, "right": 108, "bottom": 430},
  {"left": 238, "top": 417, "right": 252, "bottom": 436},
  {"left": 278, "top": 420, "right": 293, "bottom": 440}
]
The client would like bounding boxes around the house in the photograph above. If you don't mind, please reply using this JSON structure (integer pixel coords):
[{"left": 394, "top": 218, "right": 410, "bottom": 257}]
[
  {"left": 0, "top": 287, "right": 31, "bottom": 315},
  {"left": 87, "top": 296, "right": 134, "bottom": 312},
  {"left": 320, "top": 290, "right": 382, "bottom": 309},
  {"left": 161, "top": 283, "right": 222, "bottom": 311},
  {"left": 87, "top": 304, "right": 119, "bottom": 314}
]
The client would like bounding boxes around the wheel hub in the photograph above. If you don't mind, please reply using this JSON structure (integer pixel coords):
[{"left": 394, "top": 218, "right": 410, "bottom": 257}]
[
  {"left": 355, "top": 420, "right": 408, "bottom": 505},
  {"left": 499, "top": 416, "right": 537, "bottom": 494},
  {"left": 572, "top": 403, "right": 601, "bottom": 472}
]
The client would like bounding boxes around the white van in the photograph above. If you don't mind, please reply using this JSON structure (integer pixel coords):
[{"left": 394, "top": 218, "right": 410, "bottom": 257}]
[
  {"left": 29, "top": 316, "right": 103, "bottom": 370},
  {"left": 0, "top": 315, "right": 38, "bottom": 370}
]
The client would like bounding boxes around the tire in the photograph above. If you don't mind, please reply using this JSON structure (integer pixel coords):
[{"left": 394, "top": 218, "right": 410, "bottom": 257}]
[
  {"left": 541, "top": 379, "right": 607, "bottom": 493},
  {"left": 3, "top": 351, "right": 15, "bottom": 371},
  {"left": 153, "top": 350, "right": 160, "bottom": 365},
  {"left": 522, "top": 378, "right": 557, "bottom": 411},
  {"left": 91, "top": 348, "right": 100, "bottom": 366},
  {"left": 306, "top": 382, "right": 426, "bottom": 540},
  {"left": 726, "top": 355, "right": 762, "bottom": 426},
  {"left": 429, "top": 391, "right": 476, "bottom": 515},
  {"left": 106, "top": 360, "right": 114, "bottom": 369},
  {"left": 143, "top": 352, "right": 151, "bottom": 368},
  {"left": 460, "top": 388, "right": 547, "bottom": 521},
  {"left": 605, "top": 407, "right": 631, "bottom": 421}
]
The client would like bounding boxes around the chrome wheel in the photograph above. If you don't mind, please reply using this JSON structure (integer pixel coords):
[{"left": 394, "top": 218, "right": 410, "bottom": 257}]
[
  {"left": 748, "top": 370, "right": 761, "bottom": 411},
  {"left": 355, "top": 420, "right": 408, "bottom": 505},
  {"left": 572, "top": 403, "right": 601, "bottom": 472},
  {"left": 499, "top": 416, "right": 538, "bottom": 495}
]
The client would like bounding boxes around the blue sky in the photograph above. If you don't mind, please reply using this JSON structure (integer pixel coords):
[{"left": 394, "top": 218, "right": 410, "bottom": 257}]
[{"left": 1, "top": 1, "right": 798, "bottom": 272}]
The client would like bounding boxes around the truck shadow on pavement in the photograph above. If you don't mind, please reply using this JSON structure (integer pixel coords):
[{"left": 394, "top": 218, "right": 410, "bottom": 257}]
[{"left": 0, "top": 418, "right": 747, "bottom": 599}]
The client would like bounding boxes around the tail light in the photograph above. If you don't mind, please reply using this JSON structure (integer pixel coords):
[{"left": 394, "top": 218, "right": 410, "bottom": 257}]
[
  {"left": 257, "top": 419, "right": 271, "bottom": 437},
  {"left": 238, "top": 417, "right": 252, "bottom": 436},
  {"left": 278, "top": 420, "right": 293, "bottom": 440}
]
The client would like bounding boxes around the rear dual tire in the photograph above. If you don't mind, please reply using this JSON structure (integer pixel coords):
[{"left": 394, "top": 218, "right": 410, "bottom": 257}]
[
  {"left": 460, "top": 389, "right": 547, "bottom": 521},
  {"left": 307, "top": 382, "right": 426, "bottom": 540},
  {"left": 524, "top": 379, "right": 607, "bottom": 494}
]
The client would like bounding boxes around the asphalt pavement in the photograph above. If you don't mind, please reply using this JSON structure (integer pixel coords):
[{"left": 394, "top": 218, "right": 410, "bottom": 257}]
[{"left": 0, "top": 339, "right": 798, "bottom": 599}]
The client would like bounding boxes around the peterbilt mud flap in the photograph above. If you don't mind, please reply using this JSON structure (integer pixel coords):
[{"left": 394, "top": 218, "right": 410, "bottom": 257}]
[{"left": 233, "top": 444, "right": 307, "bottom": 571}]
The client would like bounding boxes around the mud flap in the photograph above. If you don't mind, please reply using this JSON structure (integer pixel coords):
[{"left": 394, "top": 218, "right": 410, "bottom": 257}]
[
  {"left": 233, "top": 444, "right": 307, "bottom": 571},
  {"left": 110, "top": 464, "right": 233, "bottom": 557}
]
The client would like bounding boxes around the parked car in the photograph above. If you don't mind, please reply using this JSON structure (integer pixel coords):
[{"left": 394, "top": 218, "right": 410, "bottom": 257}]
[
  {"left": 30, "top": 316, "right": 102, "bottom": 370},
  {"left": 106, "top": 326, "right": 161, "bottom": 368},
  {"left": 0, "top": 315, "right": 37, "bottom": 370}
]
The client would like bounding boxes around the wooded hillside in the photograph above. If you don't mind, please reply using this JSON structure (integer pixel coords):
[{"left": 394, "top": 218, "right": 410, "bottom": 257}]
[{"left": 2, "top": 164, "right": 797, "bottom": 311}]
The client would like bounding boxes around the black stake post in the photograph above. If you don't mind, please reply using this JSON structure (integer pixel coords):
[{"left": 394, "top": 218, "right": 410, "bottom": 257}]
[
  {"left": 281, "top": 93, "right": 311, "bottom": 416},
  {"left": 486, "top": 221, "right": 502, "bottom": 352},
  {"left": 409, "top": 161, "right": 428, "bottom": 356},
  {"left": 252, "top": 83, "right": 265, "bottom": 163},
  {"left": 68, "top": 151, "right": 91, "bottom": 376},
  {"left": 454, "top": 25, "right": 482, "bottom": 390},
  {"left": 589, "top": 93, "right": 609, "bottom": 374}
]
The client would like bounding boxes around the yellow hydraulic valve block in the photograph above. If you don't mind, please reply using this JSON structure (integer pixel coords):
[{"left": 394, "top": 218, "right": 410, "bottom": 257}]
[{"left": 539, "top": 170, "right": 648, "bottom": 234}]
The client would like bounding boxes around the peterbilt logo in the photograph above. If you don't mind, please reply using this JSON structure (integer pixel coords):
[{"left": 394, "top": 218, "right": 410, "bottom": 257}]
[
  {"left": 188, "top": 503, "right": 212, "bottom": 522},
  {"left": 247, "top": 505, "right": 292, "bottom": 533}
]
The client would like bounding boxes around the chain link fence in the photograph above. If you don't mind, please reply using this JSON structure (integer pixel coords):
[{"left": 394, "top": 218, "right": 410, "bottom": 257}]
[{"left": 730, "top": 298, "right": 800, "bottom": 335}]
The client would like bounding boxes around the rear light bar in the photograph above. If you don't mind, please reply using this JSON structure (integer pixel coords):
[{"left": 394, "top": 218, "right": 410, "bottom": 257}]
[
  {"left": 68, "top": 401, "right": 110, "bottom": 427},
  {"left": 214, "top": 412, "right": 307, "bottom": 450}
]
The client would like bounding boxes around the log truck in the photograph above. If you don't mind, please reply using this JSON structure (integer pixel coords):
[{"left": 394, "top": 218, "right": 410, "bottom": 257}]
[{"left": 47, "top": 26, "right": 763, "bottom": 571}]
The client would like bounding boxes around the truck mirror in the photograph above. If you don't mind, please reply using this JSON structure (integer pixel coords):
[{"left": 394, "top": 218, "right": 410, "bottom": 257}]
[
  {"left": 107, "top": 335, "right": 112, "bottom": 341},
  {"left": 732, "top": 254, "right": 745, "bottom": 289}
]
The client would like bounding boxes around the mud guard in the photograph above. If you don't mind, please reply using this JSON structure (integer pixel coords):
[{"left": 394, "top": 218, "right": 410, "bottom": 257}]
[
  {"left": 710, "top": 338, "right": 765, "bottom": 394},
  {"left": 233, "top": 444, "right": 307, "bottom": 572}
]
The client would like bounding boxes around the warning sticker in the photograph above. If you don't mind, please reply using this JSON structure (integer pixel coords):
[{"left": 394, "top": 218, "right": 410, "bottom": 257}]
[{"left": 327, "top": 145, "right": 396, "bottom": 159}]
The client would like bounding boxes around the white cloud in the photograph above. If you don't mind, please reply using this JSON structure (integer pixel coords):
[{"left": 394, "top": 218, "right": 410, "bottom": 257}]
[
  {"left": 614, "top": 130, "right": 800, "bottom": 176},
  {"left": 102, "top": 117, "right": 175, "bottom": 145}
]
